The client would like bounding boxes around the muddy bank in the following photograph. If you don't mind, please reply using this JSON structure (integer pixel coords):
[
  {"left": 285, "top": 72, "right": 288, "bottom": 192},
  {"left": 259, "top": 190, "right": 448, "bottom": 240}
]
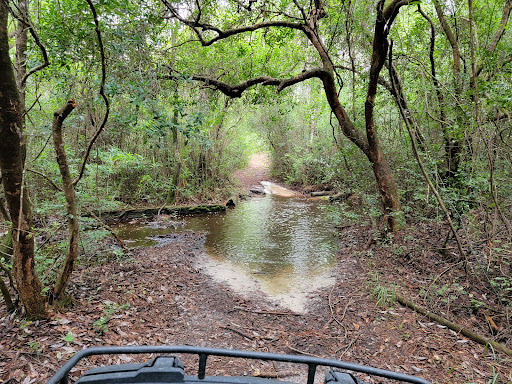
[{"left": 195, "top": 250, "right": 335, "bottom": 314}]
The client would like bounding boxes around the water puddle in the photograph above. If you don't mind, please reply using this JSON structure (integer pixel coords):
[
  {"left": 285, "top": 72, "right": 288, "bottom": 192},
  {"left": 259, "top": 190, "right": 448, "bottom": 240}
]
[{"left": 115, "top": 183, "right": 339, "bottom": 312}]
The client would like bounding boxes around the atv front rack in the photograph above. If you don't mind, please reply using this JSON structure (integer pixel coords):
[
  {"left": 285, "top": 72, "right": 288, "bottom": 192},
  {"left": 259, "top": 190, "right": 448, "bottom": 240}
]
[{"left": 46, "top": 345, "right": 432, "bottom": 384}]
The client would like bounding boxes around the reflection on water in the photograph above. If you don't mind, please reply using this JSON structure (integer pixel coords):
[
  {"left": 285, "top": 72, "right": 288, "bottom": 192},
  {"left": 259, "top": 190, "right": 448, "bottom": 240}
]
[
  {"left": 187, "top": 195, "right": 338, "bottom": 291},
  {"left": 116, "top": 194, "right": 339, "bottom": 311}
]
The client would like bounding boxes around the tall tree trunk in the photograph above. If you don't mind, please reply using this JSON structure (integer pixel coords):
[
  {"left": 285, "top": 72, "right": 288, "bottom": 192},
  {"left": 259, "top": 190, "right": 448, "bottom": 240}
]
[
  {"left": 52, "top": 100, "right": 78, "bottom": 300},
  {"left": 364, "top": 0, "right": 403, "bottom": 230},
  {"left": 0, "top": 1, "right": 45, "bottom": 318},
  {"left": 321, "top": 71, "right": 402, "bottom": 231},
  {"left": 432, "top": 0, "right": 465, "bottom": 181},
  {"left": 15, "top": 0, "right": 29, "bottom": 131},
  {"left": 316, "top": 1, "right": 403, "bottom": 231},
  {"left": 167, "top": 90, "right": 182, "bottom": 205}
]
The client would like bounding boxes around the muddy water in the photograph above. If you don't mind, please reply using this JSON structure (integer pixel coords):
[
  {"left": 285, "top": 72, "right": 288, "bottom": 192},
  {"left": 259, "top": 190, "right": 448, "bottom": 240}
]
[{"left": 116, "top": 190, "right": 339, "bottom": 312}]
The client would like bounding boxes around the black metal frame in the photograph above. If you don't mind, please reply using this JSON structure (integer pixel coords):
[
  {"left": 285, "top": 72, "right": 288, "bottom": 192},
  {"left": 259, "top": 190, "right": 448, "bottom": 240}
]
[{"left": 46, "top": 345, "right": 432, "bottom": 384}]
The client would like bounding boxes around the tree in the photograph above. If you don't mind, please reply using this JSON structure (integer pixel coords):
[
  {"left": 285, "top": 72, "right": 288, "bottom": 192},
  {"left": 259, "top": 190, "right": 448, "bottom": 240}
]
[
  {"left": 51, "top": 0, "right": 109, "bottom": 300},
  {"left": 163, "top": 0, "right": 415, "bottom": 230},
  {"left": 0, "top": 0, "right": 45, "bottom": 318},
  {"left": 1, "top": 0, "right": 109, "bottom": 313}
]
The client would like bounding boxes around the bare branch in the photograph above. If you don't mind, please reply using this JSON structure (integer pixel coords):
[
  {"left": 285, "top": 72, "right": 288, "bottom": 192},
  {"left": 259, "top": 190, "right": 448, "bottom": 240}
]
[
  {"left": 162, "top": 0, "right": 305, "bottom": 46},
  {"left": 26, "top": 169, "right": 62, "bottom": 192},
  {"left": 21, "top": 20, "right": 49, "bottom": 85},
  {"left": 292, "top": 0, "right": 307, "bottom": 22},
  {"left": 167, "top": 68, "right": 327, "bottom": 98},
  {"left": 231, "top": 0, "right": 252, "bottom": 12},
  {"left": 74, "top": 0, "right": 110, "bottom": 186},
  {"left": 3, "top": 0, "right": 50, "bottom": 85}
]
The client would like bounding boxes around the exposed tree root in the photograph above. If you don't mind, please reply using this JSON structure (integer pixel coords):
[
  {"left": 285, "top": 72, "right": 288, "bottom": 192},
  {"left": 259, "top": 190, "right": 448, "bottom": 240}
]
[{"left": 395, "top": 293, "right": 512, "bottom": 358}]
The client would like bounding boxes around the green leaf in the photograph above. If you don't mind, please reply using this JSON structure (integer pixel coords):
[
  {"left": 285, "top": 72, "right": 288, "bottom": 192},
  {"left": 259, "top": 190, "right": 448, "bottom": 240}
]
[{"left": 64, "top": 332, "right": 75, "bottom": 343}]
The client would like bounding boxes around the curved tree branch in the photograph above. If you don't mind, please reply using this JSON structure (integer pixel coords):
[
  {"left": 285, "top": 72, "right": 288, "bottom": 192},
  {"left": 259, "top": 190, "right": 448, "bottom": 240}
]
[
  {"left": 26, "top": 169, "right": 62, "bottom": 192},
  {"left": 292, "top": 0, "right": 307, "bottom": 22},
  {"left": 21, "top": 19, "right": 49, "bottom": 85},
  {"left": 166, "top": 0, "right": 415, "bottom": 231},
  {"left": 162, "top": 0, "right": 305, "bottom": 46},
  {"left": 74, "top": 0, "right": 110, "bottom": 186},
  {"left": 3, "top": 0, "right": 49, "bottom": 86},
  {"left": 382, "top": 0, "right": 413, "bottom": 24},
  {"left": 179, "top": 67, "right": 328, "bottom": 98}
]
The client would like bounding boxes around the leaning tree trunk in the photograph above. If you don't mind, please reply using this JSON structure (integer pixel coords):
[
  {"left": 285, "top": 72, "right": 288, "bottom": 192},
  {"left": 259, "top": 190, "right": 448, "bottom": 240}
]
[
  {"left": 364, "top": 0, "right": 403, "bottom": 231},
  {"left": 309, "top": 0, "right": 403, "bottom": 231},
  {"left": 0, "top": 1, "right": 45, "bottom": 318},
  {"left": 52, "top": 100, "right": 78, "bottom": 300},
  {"left": 320, "top": 70, "right": 402, "bottom": 231}
]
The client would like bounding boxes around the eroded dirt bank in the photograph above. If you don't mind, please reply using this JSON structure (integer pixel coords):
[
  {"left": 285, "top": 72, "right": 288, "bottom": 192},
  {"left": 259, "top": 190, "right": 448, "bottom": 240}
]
[{"left": 1, "top": 229, "right": 510, "bottom": 383}]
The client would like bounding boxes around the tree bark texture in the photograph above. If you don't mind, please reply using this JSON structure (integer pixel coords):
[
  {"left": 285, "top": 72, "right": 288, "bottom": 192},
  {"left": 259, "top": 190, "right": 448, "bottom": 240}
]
[
  {"left": 0, "top": 1, "right": 45, "bottom": 318},
  {"left": 0, "top": 193, "right": 10, "bottom": 220},
  {"left": 364, "top": 0, "right": 403, "bottom": 230},
  {"left": 15, "top": 0, "right": 29, "bottom": 130},
  {"left": 52, "top": 100, "right": 78, "bottom": 300},
  {"left": 0, "top": 276, "right": 14, "bottom": 312}
]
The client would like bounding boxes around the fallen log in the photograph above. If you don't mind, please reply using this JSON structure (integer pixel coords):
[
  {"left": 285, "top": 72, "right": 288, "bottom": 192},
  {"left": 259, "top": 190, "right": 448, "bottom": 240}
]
[
  {"left": 396, "top": 293, "right": 512, "bottom": 358},
  {"left": 310, "top": 191, "right": 333, "bottom": 197},
  {"left": 87, "top": 204, "right": 227, "bottom": 221},
  {"left": 329, "top": 191, "right": 352, "bottom": 202}
]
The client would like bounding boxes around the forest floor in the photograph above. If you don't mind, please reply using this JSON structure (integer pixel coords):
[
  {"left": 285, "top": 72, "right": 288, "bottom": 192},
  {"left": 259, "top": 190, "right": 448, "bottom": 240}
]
[{"left": 1, "top": 154, "right": 511, "bottom": 384}]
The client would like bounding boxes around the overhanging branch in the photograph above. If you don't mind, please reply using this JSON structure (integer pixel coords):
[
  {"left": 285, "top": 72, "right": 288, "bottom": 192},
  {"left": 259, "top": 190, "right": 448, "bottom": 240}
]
[
  {"left": 162, "top": 0, "right": 305, "bottom": 46},
  {"left": 167, "top": 68, "right": 327, "bottom": 98}
]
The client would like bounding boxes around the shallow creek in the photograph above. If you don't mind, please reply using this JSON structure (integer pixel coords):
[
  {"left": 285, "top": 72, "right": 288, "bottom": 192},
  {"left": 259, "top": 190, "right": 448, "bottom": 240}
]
[{"left": 115, "top": 182, "right": 339, "bottom": 313}]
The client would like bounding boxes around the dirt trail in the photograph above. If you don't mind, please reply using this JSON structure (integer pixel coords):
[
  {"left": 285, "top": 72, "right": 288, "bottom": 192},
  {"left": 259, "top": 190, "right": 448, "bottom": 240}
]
[
  {"left": 3, "top": 230, "right": 508, "bottom": 384},
  {"left": 233, "top": 152, "right": 271, "bottom": 191}
]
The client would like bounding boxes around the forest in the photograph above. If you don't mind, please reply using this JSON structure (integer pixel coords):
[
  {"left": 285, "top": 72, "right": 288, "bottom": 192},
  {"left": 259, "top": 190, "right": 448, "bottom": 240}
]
[{"left": 1, "top": 0, "right": 512, "bottom": 383}]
